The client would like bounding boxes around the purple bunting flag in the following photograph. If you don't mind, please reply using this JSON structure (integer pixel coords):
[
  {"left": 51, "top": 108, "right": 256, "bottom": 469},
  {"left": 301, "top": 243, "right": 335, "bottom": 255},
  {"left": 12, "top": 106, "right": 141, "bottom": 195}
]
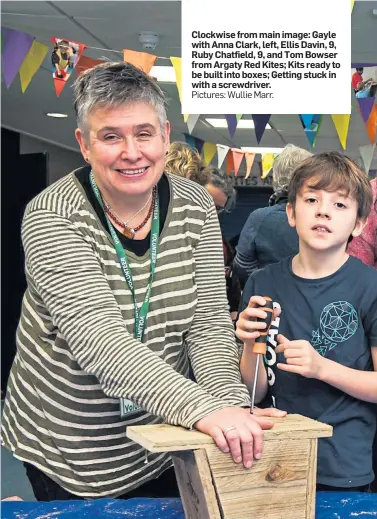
[
  {"left": 225, "top": 114, "right": 237, "bottom": 137},
  {"left": 252, "top": 114, "right": 271, "bottom": 144},
  {"left": 2, "top": 27, "right": 34, "bottom": 88},
  {"left": 357, "top": 97, "right": 375, "bottom": 123}
]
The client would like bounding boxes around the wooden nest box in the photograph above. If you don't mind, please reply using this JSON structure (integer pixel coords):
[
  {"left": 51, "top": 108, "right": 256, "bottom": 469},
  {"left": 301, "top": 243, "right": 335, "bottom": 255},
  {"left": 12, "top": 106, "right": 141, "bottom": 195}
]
[{"left": 127, "top": 413, "right": 332, "bottom": 519}]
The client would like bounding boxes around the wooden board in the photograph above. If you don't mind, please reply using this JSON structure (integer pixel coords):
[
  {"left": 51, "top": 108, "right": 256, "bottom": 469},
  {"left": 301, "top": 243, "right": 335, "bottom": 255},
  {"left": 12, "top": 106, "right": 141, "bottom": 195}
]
[
  {"left": 126, "top": 414, "right": 332, "bottom": 453},
  {"left": 171, "top": 449, "right": 222, "bottom": 519},
  {"left": 205, "top": 439, "right": 312, "bottom": 519}
]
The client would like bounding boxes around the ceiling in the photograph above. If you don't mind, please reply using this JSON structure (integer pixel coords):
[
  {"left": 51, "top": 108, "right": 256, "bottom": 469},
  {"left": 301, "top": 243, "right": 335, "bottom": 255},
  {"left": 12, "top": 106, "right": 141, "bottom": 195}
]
[{"left": 1, "top": 0, "right": 377, "bottom": 168}]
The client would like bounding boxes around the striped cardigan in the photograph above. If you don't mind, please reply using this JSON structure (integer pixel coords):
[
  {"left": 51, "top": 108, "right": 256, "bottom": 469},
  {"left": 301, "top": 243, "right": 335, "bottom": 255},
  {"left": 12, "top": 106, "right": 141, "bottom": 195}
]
[{"left": 1, "top": 171, "right": 250, "bottom": 498}]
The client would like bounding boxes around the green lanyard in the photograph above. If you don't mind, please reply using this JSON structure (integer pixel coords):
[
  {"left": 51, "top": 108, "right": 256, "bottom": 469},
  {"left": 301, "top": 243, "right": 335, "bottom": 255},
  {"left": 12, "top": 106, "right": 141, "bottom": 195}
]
[{"left": 89, "top": 171, "right": 159, "bottom": 342}]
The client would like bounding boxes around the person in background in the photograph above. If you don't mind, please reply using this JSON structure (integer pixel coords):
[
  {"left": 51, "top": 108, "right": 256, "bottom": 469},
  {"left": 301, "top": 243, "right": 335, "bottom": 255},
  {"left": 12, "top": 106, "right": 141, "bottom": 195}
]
[
  {"left": 1, "top": 62, "right": 284, "bottom": 502},
  {"left": 234, "top": 144, "right": 312, "bottom": 288},
  {"left": 348, "top": 177, "right": 377, "bottom": 269},
  {"left": 165, "top": 141, "right": 210, "bottom": 186},
  {"left": 166, "top": 145, "right": 240, "bottom": 320},
  {"left": 351, "top": 67, "right": 376, "bottom": 98}
]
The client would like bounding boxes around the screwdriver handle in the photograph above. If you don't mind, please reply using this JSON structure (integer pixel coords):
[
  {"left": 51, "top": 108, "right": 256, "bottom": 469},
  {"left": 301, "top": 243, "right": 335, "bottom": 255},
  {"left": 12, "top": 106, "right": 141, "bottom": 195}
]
[{"left": 252, "top": 297, "right": 273, "bottom": 355}]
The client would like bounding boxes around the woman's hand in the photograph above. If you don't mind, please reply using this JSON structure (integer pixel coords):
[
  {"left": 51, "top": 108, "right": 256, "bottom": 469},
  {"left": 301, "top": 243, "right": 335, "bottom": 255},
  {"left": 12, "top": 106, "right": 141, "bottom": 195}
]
[{"left": 194, "top": 406, "right": 285, "bottom": 469}]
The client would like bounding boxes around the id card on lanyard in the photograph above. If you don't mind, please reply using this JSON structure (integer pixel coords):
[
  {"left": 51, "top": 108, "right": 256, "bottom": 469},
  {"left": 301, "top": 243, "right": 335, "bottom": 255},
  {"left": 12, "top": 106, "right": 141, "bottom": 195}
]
[{"left": 90, "top": 172, "right": 159, "bottom": 417}]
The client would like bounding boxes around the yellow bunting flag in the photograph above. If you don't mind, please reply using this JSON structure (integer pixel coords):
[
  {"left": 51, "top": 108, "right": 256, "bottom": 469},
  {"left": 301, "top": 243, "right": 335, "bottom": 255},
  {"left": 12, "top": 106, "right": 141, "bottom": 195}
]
[
  {"left": 245, "top": 152, "right": 256, "bottom": 179},
  {"left": 331, "top": 114, "right": 351, "bottom": 149},
  {"left": 351, "top": 0, "right": 355, "bottom": 12},
  {"left": 202, "top": 142, "right": 217, "bottom": 165},
  {"left": 122, "top": 49, "right": 157, "bottom": 75},
  {"left": 170, "top": 57, "right": 189, "bottom": 121},
  {"left": 19, "top": 40, "right": 49, "bottom": 93},
  {"left": 261, "top": 153, "right": 274, "bottom": 179}
]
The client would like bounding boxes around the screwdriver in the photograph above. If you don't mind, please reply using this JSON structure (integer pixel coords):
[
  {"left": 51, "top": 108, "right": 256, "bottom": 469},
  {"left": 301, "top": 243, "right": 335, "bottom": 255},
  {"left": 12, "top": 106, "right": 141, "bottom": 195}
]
[{"left": 250, "top": 296, "right": 274, "bottom": 414}]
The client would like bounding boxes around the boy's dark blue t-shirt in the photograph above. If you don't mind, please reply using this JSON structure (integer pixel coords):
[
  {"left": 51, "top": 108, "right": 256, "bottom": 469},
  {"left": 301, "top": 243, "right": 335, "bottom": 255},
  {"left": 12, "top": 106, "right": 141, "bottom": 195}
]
[{"left": 241, "top": 256, "right": 377, "bottom": 488}]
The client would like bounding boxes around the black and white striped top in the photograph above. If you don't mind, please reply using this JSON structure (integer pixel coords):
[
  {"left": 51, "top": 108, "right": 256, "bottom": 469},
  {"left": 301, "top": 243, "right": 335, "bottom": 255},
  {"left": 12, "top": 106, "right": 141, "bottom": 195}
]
[{"left": 1, "top": 171, "right": 250, "bottom": 498}]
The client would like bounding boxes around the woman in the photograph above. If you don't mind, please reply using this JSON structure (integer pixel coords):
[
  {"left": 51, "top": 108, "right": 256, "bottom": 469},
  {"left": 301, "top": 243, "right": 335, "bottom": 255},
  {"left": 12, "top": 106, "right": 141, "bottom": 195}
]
[
  {"left": 348, "top": 177, "right": 377, "bottom": 269},
  {"left": 1, "top": 62, "right": 284, "bottom": 501},
  {"left": 233, "top": 144, "right": 312, "bottom": 288},
  {"left": 165, "top": 141, "right": 210, "bottom": 186}
]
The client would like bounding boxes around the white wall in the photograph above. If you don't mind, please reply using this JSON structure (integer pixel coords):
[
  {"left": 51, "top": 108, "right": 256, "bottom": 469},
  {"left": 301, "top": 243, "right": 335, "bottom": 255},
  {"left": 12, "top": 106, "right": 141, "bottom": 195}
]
[{"left": 20, "top": 134, "right": 84, "bottom": 185}]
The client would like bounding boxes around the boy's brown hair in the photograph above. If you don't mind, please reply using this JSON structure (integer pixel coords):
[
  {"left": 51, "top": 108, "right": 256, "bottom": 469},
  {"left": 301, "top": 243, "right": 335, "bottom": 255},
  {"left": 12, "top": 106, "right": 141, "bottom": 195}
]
[{"left": 288, "top": 151, "right": 373, "bottom": 219}]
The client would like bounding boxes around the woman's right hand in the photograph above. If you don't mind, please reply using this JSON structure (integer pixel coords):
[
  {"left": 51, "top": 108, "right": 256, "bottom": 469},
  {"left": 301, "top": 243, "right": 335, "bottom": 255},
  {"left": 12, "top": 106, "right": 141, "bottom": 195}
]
[
  {"left": 236, "top": 295, "right": 280, "bottom": 346},
  {"left": 194, "top": 406, "right": 276, "bottom": 469}
]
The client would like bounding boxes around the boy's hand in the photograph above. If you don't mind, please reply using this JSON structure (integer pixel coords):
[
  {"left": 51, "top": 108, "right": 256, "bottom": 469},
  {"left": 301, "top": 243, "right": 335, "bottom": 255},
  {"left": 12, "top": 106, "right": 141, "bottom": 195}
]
[
  {"left": 236, "top": 296, "right": 280, "bottom": 346},
  {"left": 275, "top": 334, "right": 325, "bottom": 379}
]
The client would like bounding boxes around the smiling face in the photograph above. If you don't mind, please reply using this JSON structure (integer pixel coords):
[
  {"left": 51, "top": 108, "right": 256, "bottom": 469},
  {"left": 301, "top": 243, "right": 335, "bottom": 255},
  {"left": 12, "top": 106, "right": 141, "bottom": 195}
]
[
  {"left": 75, "top": 102, "right": 170, "bottom": 203},
  {"left": 286, "top": 180, "right": 366, "bottom": 254}
]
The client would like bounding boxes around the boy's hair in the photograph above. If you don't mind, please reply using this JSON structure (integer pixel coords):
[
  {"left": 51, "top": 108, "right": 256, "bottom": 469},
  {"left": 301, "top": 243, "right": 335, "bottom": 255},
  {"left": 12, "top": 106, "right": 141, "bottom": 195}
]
[{"left": 288, "top": 152, "right": 373, "bottom": 219}]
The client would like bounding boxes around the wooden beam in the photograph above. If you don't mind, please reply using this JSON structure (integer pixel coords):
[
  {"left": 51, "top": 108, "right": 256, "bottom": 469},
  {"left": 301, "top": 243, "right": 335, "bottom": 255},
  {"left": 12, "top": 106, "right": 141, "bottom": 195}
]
[{"left": 126, "top": 414, "right": 332, "bottom": 453}]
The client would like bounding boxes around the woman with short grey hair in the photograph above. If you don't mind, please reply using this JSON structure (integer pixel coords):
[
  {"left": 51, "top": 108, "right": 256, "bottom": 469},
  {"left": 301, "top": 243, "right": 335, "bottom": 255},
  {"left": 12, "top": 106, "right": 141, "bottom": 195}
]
[
  {"left": 234, "top": 144, "right": 312, "bottom": 287},
  {"left": 1, "top": 61, "right": 283, "bottom": 502}
]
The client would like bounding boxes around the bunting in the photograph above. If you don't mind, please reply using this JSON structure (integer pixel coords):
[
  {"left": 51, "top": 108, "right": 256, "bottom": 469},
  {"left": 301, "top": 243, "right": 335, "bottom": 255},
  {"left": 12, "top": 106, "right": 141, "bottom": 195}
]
[
  {"left": 302, "top": 114, "right": 322, "bottom": 147},
  {"left": 359, "top": 143, "right": 376, "bottom": 174},
  {"left": 252, "top": 114, "right": 271, "bottom": 143},
  {"left": 365, "top": 105, "right": 377, "bottom": 144},
  {"left": 231, "top": 148, "right": 244, "bottom": 176},
  {"left": 300, "top": 114, "right": 314, "bottom": 129},
  {"left": 245, "top": 152, "right": 256, "bottom": 179},
  {"left": 2, "top": 27, "right": 34, "bottom": 88},
  {"left": 19, "top": 40, "right": 49, "bottom": 93},
  {"left": 216, "top": 144, "right": 229, "bottom": 169},
  {"left": 357, "top": 97, "right": 375, "bottom": 123},
  {"left": 170, "top": 57, "right": 188, "bottom": 122},
  {"left": 225, "top": 114, "right": 238, "bottom": 138},
  {"left": 76, "top": 55, "right": 104, "bottom": 76},
  {"left": 186, "top": 114, "right": 200, "bottom": 134},
  {"left": 331, "top": 114, "right": 351, "bottom": 149},
  {"left": 50, "top": 37, "right": 86, "bottom": 97},
  {"left": 122, "top": 49, "right": 157, "bottom": 75},
  {"left": 261, "top": 153, "right": 275, "bottom": 179},
  {"left": 184, "top": 133, "right": 196, "bottom": 149},
  {"left": 202, "top": 142, "right": 217, "bottom": 165}
]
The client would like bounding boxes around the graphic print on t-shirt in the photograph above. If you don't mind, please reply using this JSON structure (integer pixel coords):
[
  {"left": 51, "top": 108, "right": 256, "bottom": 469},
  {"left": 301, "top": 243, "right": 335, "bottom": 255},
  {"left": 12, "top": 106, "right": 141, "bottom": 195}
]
[{"left": 311, "top": 301, "right": 358, "bottom": 357}]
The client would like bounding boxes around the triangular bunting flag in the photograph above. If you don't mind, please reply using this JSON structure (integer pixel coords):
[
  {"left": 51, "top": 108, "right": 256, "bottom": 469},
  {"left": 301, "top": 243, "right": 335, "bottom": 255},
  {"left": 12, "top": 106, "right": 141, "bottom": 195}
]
[
  {"left": 365, "top": 105, "right": 377, "bottom": 144},
  {"left": 357, "top": 97, "right": 375, "bottom": 123},
  {"left": 252, "top": 114, "right": 271, "bottom": 143},
  {"left": 245, "top": 152, "right": 256, "bottom": 179},
  {"left": 194, "top": 137, "right": 205, "bottom": 154},
  {"left": 216, "top": 144, "right": 229, "bottom": 169},
  {"left": 231, "top": 148, "right": 244, "bottom": 176},
  {"left": 76, "top": 55, "right": 104, "bottom": 76},
  {"left": 203, "top": 142, "right": 217, "bottom": 165},
  {"left": 300, "top": 114, "right": 314, "bottom": 129},
  {"left": 331, "top": 114, "right": 351, "bottom": 149},
  {"left": 359, "top": 144, "right": 376, "bottom": 174},
  {"left": 351, "top": 0, "right": 355, "bottom": 12},
  {"left": 170, "top": 57, "right": 189, "bottom": 122},
  {"left": 184, "top": 133, "right": 196, "bottom": 149},
  {"left": 2, "top": 27, "right": 34, "bottom": 88},
  {"left": 186, "top": 114, "right": 200, "bottom": 134},
  {"left": 225, "top": 114, "right": 237, "bottom": 137},
  {"left": 50, "top": 37, "right": 86, "bottom": 97},
  {"left": 261, "top": 153, "right": 275, "bottom": 179},
  {"left": 19, "top": 40, "right": 49, "bottom": 93},
  {"left": 236, "top": 114, "right": 243, "bottom": 122},
  {"left": 226, "top": 151, "right": 234, "bottom": 174},
  {"left": 122, "top": 49, "right": 157, "bottom": 75}
]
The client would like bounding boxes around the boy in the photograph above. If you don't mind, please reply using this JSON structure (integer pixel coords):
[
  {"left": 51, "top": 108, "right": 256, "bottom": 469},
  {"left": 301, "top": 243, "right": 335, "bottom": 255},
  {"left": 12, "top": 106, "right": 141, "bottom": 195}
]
[{"left": 237, "top": 152, "right": 377, "bottom": 491}]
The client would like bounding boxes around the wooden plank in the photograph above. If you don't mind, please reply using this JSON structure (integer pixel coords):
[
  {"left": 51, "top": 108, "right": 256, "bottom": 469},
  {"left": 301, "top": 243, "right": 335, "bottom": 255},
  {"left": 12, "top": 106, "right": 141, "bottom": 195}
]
[
  {"left": 126, "top": 414, "right": 332, "bottom": 453},
  {"left": 206, "top": 440, "right": 310, "bottom": 518},
  {"left": 171, "top": 449, "right": 222, "bottom": 519},
  {"left": 306, "top": 439, "right": 318, "bottom": 519},
  {"left": 205, "top": 439, "right": 309, "bottom": 491}
]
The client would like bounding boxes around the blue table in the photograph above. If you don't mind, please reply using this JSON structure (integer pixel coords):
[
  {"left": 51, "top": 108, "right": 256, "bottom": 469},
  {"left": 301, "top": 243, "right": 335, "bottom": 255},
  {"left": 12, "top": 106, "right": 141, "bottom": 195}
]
[{"left": 1, "top": 492, "right": 377, "bottom": 518}]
